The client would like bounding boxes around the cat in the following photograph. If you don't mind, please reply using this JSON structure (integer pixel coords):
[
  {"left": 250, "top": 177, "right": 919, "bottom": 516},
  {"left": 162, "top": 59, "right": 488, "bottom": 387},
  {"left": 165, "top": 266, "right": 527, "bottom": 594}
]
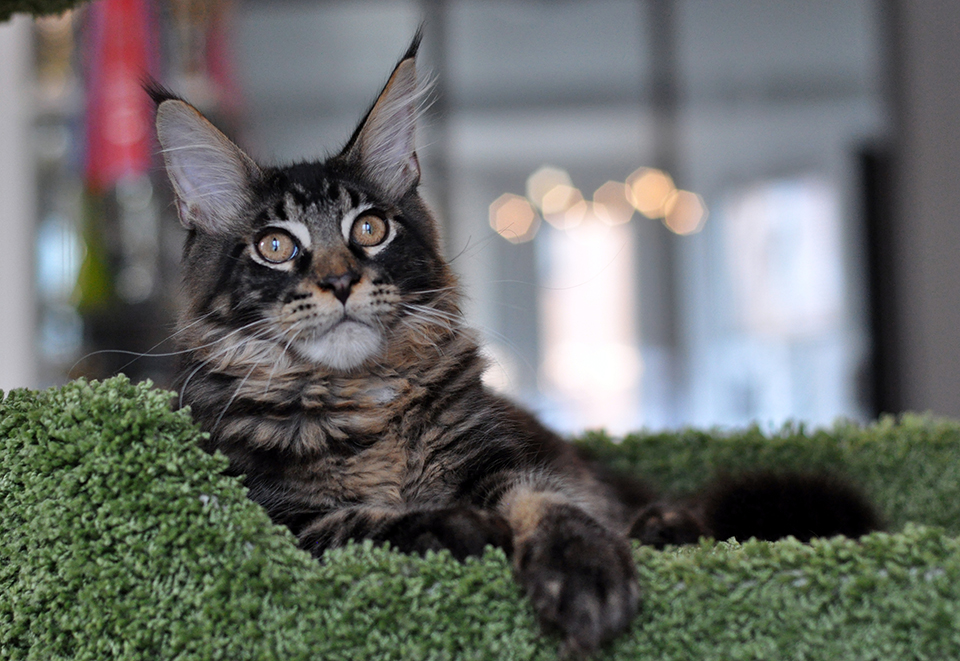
[
  {"left": 149, "top": 33, "right": 877, "bottom": 656},
  {"left": 628, "top": 471, "right": 879, "bottom": 548}
]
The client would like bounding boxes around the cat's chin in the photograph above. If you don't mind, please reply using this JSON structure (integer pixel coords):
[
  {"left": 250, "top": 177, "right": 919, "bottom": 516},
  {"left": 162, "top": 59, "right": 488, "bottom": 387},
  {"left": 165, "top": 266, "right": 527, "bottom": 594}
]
[{"left": 295, "top": 321, "right": 382, "bottom": 371}]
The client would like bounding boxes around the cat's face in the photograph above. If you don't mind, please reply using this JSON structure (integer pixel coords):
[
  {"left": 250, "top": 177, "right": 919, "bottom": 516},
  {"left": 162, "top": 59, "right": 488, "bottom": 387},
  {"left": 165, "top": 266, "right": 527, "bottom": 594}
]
[
  {"left": 153, "top": 38, "right": 456, "bottom": 372},
  {"left": 182, "top": 169, "right": 449, "bottom": 372}
]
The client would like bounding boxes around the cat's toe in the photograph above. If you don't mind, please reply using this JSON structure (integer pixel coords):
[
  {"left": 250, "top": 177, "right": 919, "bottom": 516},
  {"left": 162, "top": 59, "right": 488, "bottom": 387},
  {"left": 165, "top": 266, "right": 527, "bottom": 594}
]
[
  {"left": 379, "top": 507, "right": 513, "bottom": 560},
  {"left": 515, "top": 505, "right": 639, "bottom": 655}
]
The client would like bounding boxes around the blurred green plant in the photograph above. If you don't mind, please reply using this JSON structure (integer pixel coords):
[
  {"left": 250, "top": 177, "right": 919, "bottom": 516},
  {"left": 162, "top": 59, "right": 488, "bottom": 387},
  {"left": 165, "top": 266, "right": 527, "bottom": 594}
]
[{"left": 0, "top": 0, "right": 86, "bottom": 22}]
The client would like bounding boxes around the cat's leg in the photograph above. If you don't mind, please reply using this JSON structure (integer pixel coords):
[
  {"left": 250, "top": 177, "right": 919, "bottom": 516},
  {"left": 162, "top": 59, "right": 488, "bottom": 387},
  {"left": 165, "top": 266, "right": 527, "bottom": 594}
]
[
  {"left": 297, "top": 505, "right": 512, "bottom": 561},
  {"left": 499, "top": 486, "right": 639, "bottom": 656}
]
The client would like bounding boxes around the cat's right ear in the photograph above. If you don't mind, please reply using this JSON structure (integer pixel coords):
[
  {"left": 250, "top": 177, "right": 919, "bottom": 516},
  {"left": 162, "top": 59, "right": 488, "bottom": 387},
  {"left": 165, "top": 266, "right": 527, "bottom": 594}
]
[
  {"left": 340, "top": 32, "right": 427, "bottom": 201},
  {"left": 149, "top": 88, "right": 260, "bottom": 233}
]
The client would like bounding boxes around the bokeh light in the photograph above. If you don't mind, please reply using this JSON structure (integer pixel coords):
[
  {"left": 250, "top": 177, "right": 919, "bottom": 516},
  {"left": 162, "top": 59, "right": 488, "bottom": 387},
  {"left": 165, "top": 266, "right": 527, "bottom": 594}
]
[
  {"left": 626, "top": 167, "right": 676, "bottom": 218},
  {"left": 663, "top": 190, "right": 708, "bottom": 235},
  {"left": 526, "top": 166, "right": 573, "bottom": 211},
  {"left": 540, "top": 183, "right": 580, "bottom": 215},
  {"left": 500, "top": 165, "right": 704, "bottom": 242},
  {"left": 543, "top": 188, "right": 586, "bottom": 230},
  {"left": 489, "top": 193, "right": 541, "bottom": 243},
  {"left": 592, "top": 180, "right": 635, "bottom": 226},
  {"left": 561, "top": 198, "right": 588, "bottom": 229}
]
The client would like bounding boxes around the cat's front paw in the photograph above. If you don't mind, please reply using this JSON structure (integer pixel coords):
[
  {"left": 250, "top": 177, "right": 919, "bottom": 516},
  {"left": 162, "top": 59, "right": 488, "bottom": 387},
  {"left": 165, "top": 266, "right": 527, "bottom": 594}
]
[
  {"left": 378, "top": 507, "right": 513, "bottom": 560},
  {"left": 515, "top": 504, "right": 639, "bottom": 656}
]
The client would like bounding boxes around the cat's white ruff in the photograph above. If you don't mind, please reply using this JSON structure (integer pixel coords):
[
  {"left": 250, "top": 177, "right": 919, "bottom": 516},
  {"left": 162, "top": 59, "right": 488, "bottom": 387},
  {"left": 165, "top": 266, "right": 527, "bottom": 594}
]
[{"left": 295, "top": 320, "right": 382, "bottom": 371}]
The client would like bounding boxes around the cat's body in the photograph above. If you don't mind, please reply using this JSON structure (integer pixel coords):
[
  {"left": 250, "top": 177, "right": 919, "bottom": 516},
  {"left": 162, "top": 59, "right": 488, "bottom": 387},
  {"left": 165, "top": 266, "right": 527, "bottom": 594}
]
[
  {"left": 151, "top": 35, "right": 876, "bottom": 655},
  {"left": 154, "top": 37, "right": 639, "bottom": 654}
]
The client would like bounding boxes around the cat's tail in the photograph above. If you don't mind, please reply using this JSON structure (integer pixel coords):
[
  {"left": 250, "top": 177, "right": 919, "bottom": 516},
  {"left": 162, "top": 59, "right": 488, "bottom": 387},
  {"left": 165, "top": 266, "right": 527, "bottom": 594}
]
[{"left": 629, "top": 471, "right": 881, "bottom": 549}]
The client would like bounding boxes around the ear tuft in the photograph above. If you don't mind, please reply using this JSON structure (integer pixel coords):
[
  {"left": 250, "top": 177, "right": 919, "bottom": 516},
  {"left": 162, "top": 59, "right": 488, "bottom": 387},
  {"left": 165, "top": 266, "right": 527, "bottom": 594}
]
[
  {"left": 153, "top": 96, "right": 260, "bottom": 233},
  {"left": 342, "top": 34, "right": 431, "bottom": 200}
]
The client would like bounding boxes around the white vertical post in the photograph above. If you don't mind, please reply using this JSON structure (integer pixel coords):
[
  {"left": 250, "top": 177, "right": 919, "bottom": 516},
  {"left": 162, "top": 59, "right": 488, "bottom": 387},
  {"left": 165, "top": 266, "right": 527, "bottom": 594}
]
[{"left": 0, "top": 15, "right": 37, "bottom": 392}]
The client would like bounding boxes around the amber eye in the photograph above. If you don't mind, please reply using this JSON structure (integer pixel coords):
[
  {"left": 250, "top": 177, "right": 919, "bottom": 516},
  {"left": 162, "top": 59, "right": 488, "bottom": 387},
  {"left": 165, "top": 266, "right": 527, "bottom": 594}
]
[
  {"left": 350, "top": 214, "right": 389, "bottom": 247},
  {"left": 255, "top": 230, "right": 298, "bottom": 263}
]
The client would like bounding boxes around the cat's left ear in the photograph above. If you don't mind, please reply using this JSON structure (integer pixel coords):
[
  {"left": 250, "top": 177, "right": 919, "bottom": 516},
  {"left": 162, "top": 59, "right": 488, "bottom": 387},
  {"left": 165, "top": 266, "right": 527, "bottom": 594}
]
[
  {"left": 342, "top": 34, "right": 426, "bottom": 200},
  {"left": 148, "top": 83, "right": 261, "bottom": 234}
]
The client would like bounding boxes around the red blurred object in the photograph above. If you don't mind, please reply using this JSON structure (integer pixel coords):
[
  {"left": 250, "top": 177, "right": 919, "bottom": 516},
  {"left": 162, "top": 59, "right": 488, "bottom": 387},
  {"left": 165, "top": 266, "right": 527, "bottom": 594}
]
[{"left": 84, "top": 0, "right": 158, "bottom": 192}]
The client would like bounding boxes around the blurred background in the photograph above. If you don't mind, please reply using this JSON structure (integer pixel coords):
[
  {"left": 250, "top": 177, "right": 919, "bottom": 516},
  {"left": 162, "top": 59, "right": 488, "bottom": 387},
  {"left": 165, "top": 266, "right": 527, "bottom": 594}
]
[{"left": 0, "top": 0, "right": 957, "bottom": 434}]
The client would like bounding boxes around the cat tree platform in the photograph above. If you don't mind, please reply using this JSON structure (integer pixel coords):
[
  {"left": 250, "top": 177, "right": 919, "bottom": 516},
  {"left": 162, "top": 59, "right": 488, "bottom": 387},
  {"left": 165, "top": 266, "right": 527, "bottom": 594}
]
[{"left": 3, "top": 376, "right": 959, "bottom": 659}]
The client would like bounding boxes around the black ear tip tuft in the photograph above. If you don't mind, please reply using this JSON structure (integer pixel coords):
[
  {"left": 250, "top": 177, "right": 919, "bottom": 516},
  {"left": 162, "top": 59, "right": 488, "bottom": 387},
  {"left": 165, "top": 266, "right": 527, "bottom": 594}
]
[
  {"left": 402, "top": 26, "right": 424, "bottom": 61},
  {"left": 142, "top": 76, "right": 184, "bottom": 108}
]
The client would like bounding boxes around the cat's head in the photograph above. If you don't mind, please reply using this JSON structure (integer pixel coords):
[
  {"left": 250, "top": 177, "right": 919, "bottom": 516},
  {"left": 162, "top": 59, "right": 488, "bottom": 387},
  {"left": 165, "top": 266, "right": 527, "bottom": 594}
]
[{"left": 152, "top": 35, "right": 460, "bottom": 373}]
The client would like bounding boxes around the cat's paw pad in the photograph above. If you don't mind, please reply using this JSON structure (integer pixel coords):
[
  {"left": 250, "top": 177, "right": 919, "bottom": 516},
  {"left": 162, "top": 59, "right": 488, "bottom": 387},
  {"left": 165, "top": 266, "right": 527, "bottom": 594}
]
[
  {"left": 515, "top": 505, "right": 639, "bottom": 656},
  {"left": 380, "top": 507, "right": 512, "bottom": 560},
  {"left": 629, "top": 502, "right": 707, "bottom": 549}
]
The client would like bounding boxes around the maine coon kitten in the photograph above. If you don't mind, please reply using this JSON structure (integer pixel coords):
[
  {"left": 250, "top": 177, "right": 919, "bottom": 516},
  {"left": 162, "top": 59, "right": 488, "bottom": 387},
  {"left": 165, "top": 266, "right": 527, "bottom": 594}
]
[
  {"left": 151, "top": 37, "right": 638, "bottom": 654},
  {"left": 150, "top": 35, "right": 877, "bottom": 655}
]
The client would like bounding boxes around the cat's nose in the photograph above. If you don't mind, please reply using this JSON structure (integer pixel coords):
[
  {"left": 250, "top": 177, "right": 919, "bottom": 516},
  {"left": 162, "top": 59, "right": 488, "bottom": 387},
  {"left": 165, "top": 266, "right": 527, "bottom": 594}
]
[{"left": 319, "top": 272, "right": 360, "bottom": 305}]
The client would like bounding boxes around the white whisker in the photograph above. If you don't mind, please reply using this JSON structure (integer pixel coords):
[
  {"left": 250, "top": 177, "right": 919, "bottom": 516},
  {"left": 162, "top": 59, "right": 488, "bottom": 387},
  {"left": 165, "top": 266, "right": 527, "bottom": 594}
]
[
  {"left": 262, "top": 327, "right": 303, "bottom": 394},
  {"left": 69, "top": 309, "right": 223, "bottom": 375},
  {"left": 399, "top": 317, "right": 435, "bottom": 345},
  {"left": 176, "top": 318, "right": 285, "bottom": 408},
  {"left": 213, "top": 360, "right": 262, "bottom": 432}
]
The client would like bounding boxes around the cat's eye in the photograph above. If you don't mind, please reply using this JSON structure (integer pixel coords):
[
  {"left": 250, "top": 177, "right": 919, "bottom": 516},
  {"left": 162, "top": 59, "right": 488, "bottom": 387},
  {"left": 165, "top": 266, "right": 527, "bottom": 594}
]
[
  {"left": 350, "top": 214, "right": 389, "bottom": 247},
  {"left": 255, "top": 230, "right": 299, "bottom": 263}
]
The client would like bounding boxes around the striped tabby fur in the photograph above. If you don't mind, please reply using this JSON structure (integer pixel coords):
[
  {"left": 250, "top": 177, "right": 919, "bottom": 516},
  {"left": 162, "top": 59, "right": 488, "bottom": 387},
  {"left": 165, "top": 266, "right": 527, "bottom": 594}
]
[
  {"left": 151, "top": 36, "right": 638, "bottom": 654},
  {"left": 151, "top": 34, "right": 876, "bottom": 656}
]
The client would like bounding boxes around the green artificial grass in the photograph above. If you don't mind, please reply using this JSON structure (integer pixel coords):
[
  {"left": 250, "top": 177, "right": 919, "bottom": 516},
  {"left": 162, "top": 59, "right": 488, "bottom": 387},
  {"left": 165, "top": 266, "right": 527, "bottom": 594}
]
[
  {"left": 578, "top": 415, "right": 960, "bottom": 534},
  {"left": 2, "top": 376, "right": 960, "bottom": 659}
]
